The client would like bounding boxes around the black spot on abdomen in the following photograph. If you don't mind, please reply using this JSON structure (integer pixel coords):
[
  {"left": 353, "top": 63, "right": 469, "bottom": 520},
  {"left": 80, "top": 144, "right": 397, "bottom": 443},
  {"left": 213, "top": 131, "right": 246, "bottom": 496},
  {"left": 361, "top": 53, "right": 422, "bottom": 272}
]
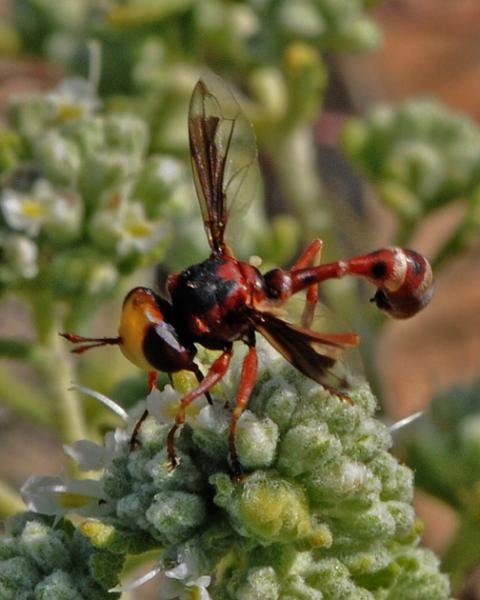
[{"left": 371, "top": 260, "right": 388, "bottom": 280}]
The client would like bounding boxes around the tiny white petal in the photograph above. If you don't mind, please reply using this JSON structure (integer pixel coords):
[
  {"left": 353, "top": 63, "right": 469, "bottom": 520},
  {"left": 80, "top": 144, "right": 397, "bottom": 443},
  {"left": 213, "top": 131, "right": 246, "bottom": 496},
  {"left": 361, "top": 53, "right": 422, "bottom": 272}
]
[
  {"left": 64, "top": 440, "right": 106, "bottom": 471},
  {"left": 165, "top": 562, "right": 190, "bottom": 580},
  {"left": 388, "top": 411, "right": 424, "bottom": 434},
  {"left": 70, "top": 383, "right": 129, "bottom": 421},
  {"left": 147, "top": 385, "right": 181, "bottom": 424},
  {"left": 160, "top": 578, "right": 184, "bottom": 599},
  {"left": 109, "top": 563, "right": 163, "bottom": 592},
  {"left": 192, "top": 586, "right": 213, "bottom": 600}
]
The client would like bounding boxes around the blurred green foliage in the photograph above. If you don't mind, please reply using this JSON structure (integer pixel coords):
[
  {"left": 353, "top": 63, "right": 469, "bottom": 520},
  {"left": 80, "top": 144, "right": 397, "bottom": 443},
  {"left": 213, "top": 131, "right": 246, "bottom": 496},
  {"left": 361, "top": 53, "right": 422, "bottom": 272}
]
[
  {"left": 400, "top": 380, "right": 480, "bottom": 588},
  {"left": 342, "top": 100, "right": 480, "bottom": 266}
]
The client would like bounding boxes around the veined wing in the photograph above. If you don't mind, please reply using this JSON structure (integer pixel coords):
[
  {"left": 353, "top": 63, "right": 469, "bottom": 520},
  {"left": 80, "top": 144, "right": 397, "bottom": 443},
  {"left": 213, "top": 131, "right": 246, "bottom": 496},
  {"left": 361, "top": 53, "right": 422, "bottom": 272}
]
[
  {"left": 189, "top": 74, "right": 258, "bottom": 255},
  {"left": 250, "top": 309, "right": 359, "bottom": 387}
]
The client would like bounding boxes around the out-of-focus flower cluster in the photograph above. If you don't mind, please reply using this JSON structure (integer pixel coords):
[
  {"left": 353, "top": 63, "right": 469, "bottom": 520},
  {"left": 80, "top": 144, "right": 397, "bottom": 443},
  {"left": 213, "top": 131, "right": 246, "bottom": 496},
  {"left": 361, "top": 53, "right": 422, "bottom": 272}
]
[
  {"left": 0, "top": 511, "right": 121, "bottom": 599},
  {"left": 342, "top": 100, "right": 480, "bottom": 263},
  {"left": 10, "top": 0, "right": 382, "bottom": 160},
  {"left": 14, "top": 342, "right": 450, "bottom": 598},
  {"left": 0, "top": 77, "right": 188, "bottom": 304},
  {"left": 13, "top": 0, "right": 382, "bottom": 78}
]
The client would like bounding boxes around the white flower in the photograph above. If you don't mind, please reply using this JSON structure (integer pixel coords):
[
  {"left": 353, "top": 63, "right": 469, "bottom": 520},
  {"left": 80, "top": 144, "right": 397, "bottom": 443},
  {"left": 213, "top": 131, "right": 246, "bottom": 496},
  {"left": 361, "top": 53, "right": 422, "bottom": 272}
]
[
  {"left": 1, "top": 179, "right": 81, "bottom": 238},
  {"left": 155, "top": 156, "right": 184, "bottom": 187},
  {"left": 116, "top": 201, "right": 167, "bottom": 255},
  {"left": 21, "top": 474, "right": 107, "bottom": 520},
  {"left": 1, "top": 234, "right": 38, "bottom": 278},
  {"left": 46, "top": 77, "right": 99, "bottom": 122},
  {"left": 110, "top": 549, "right": 212, "bottom": 599},
  {"left": 90, "top": 195, "right": 168, "bottom": 256},
  {"left": 1, "top": 187, "right": 45, "bottom": 237},
  {"left": 147, "top": 385, "right": 209, "bottom": 425},
  {"left": 160, "top": 563, "right": 212, "bottom": 600},
  {"left": 160, "top": 549, "right": 212, "bottom": 600}
]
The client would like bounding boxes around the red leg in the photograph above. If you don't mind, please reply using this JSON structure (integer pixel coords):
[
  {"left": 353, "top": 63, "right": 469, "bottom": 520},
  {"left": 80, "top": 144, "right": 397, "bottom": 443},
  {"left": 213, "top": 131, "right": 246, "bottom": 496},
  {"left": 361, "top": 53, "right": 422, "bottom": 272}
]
[
  {"left": 292, "top": 239, "right": 323, "bottom": 328},
  {"left": 129, "top": 370, "right": 158, "bottom": 450},
  {"left": 228, "top": 344, "right": 258, "bottom": 481},
  {"left": 190, "top": 363, "right": 213, "bottom": 405},
  {"left": 148, "top": 370, "right": 157, "bottom": 391},
  {"left": 292, "top": 239, "right": 323, "bottom": 271},
  {"left": 167, "top": 349, "right": 233, "bottom": 469}
]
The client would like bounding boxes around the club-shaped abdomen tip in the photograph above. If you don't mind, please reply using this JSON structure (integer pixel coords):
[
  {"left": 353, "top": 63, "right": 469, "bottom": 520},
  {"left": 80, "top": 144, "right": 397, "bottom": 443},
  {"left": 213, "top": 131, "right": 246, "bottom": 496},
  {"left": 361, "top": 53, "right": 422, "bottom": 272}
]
[{"left": 372, "top": 248, "right": 434, "bottom": 319}]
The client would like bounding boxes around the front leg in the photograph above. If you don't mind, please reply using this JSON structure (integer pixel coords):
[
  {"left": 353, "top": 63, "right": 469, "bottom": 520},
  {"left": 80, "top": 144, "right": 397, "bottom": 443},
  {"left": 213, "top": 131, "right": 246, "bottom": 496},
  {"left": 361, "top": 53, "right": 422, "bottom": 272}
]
[{"left": 167, "top": 348, "right": 233, "bottom": 469}]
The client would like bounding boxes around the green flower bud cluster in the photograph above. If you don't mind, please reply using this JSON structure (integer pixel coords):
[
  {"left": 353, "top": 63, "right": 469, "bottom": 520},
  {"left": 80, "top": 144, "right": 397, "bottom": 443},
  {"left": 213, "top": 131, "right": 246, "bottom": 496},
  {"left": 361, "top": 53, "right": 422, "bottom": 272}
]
[
  {"left": 0, "top": 511, "right": 121, "bottom": 599},
  {"left": 0, "top": 78, "right": 189, "bottom": 298},
  {"left": 12, "top": 0, "right": 382, "bottom": 88},
  {"left": 21, "top": 342, "right": 450, "bottom": 598},
  {"left": 342, "top": 99, "right": 480, "bottom": 221}
]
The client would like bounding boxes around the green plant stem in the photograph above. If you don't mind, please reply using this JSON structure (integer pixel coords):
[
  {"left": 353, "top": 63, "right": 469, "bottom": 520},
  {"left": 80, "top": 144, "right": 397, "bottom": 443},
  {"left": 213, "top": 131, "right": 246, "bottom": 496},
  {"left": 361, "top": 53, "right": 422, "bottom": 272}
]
[
  {"left": 442, "top": 515, "right": 480, "bottom": 593},
  {"left": 0, "top": 366, "right": 51, "bottom": 425},
  {"left": 269, "top": 125, "right": 337, "bottom": 254},
  {"left": 30, "top": 291, "right": 88, "bottom": 448},
  {"left": 0, "top": 479, "right": 25, "bottom": 516}
]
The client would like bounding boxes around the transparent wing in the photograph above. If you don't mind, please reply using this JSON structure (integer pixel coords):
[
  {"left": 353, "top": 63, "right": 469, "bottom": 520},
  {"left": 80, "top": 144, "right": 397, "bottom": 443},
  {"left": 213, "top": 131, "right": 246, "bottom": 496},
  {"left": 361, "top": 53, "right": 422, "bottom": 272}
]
[
  {"left": 252, "top": 295, "right": 363, "bottom": 390},
  {"left": 188, "top": 74, "right": 259, "bottom": 254}
]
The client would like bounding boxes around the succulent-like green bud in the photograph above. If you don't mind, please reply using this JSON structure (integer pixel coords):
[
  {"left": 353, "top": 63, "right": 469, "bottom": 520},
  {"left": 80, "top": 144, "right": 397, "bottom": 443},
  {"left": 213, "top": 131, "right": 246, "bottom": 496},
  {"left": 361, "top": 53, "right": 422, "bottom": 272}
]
[
  {"left": 15, "top": 341, "right": 450, "bottom": 598},
  {"left": 0, "top": 512, "right": 121, "bottom": 599},
  {"left": 342, "top": 99, "right": 480, "bottom": 216}
]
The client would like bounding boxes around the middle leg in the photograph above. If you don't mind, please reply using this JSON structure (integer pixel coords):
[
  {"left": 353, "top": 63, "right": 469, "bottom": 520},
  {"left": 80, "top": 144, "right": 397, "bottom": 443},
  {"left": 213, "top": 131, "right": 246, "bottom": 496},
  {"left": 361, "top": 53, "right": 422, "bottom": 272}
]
[
  {"left": 228, "top": 342, "right": 258, "bottom": 481},
  {"left": 292, "top": 239, "right": 323, "bottom": 328},
  {"left": 167, "top": 348, "right": 233, "bottom": 469}
]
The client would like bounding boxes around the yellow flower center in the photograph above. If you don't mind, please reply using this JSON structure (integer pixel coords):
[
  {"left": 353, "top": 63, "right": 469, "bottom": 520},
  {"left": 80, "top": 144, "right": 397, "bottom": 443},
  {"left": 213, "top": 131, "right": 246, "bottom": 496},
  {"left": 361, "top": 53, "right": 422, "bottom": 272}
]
[
  {"left": 21, "top": 198, "right": 44, "bottom": 218},
  {"left": 126, "top": 221, "right": 153, "bottom": 238},
  {"left": 56, "top": 102, "right": 85, "bottom": 122}
]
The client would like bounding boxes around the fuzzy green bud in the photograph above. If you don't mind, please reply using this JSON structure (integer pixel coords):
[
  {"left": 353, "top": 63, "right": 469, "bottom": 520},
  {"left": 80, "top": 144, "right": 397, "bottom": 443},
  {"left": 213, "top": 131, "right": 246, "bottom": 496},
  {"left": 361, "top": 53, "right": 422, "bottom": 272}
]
[
  {"left": 215, "top": 471, "right": 315, "bottom": 544},
  {"left": 14, "top": 344, "right": 450, "bottom": 598},
  {"left": 343, "top": 99, "right": 480, "bottom": 219},
  {"left": 0, "top": 513, "right": 121, "bottom": 599}
]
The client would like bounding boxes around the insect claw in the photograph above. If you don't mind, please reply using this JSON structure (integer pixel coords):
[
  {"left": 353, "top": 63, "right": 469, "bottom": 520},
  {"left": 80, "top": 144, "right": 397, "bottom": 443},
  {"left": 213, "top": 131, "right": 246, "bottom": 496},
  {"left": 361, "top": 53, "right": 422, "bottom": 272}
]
[
  {"left": 167, "top": 455, "right": 179, "bottom": 472},
  {"left": 129, "top": 438, "right": 140, "bottom": 452},
  {"left": 323, "top": 384, "right": 353, "bottom": 405},
  {"left": 231, "top": 468, "right": 245, "bottom": 483},
  {"left": 129, "top": 409, "right": 149, "bottom": 451}
]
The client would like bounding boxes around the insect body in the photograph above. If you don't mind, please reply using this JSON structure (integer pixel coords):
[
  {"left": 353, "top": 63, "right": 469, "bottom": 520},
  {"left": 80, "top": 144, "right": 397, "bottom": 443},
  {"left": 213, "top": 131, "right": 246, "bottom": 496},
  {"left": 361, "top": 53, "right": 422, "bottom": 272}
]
[{"left": 62, "top": 76, "right": 434, "bottom": 479}]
